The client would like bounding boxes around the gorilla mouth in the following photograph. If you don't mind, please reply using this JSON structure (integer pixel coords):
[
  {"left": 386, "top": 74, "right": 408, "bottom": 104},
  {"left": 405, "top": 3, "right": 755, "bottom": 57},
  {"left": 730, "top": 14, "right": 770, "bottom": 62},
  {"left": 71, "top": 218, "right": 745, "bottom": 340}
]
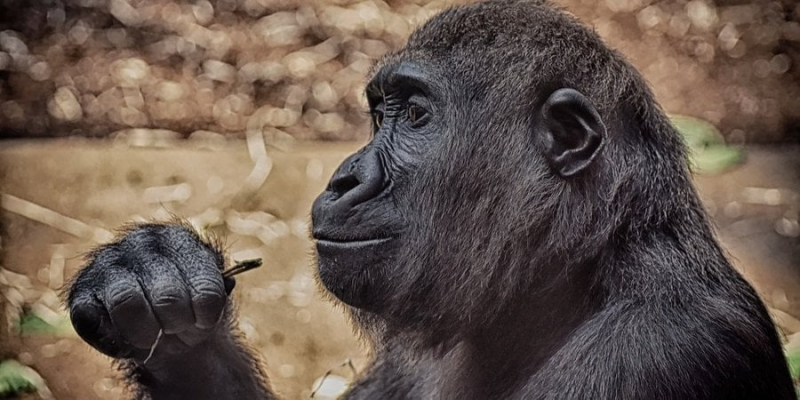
[{"left": 314, "top": 236, "right": 394, "bottom": 249}]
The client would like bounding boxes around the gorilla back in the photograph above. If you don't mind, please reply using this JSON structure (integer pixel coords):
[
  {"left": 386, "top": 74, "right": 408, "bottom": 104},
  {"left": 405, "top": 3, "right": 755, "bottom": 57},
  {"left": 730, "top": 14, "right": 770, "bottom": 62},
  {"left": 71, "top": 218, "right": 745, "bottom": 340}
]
[{"left": 66, "top": 1, "right": 794, "bottom": 399}]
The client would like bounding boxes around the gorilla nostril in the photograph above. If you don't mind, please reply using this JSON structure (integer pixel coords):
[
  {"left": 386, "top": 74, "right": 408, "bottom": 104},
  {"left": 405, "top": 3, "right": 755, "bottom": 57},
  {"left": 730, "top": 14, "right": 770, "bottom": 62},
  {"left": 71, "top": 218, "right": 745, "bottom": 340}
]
[
  {"left": 330, "top": 174, "right": 360, "bottom": 198},
  {"left": 324, "top": 149, "right": 386, "bottom": 210}
]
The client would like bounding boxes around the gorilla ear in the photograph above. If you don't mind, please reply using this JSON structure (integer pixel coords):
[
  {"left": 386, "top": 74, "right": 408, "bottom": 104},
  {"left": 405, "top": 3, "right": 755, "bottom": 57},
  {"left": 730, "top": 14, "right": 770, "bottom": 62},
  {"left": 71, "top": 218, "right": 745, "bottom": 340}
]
[{"left": 539, "top": 88, "right": 607, "bottom": 177}]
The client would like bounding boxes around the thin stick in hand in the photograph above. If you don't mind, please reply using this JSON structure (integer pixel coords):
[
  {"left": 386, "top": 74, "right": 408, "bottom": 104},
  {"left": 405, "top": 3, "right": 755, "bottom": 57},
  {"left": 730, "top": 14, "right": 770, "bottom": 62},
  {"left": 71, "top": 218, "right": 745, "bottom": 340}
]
[{"left": 221, "top": 258, "right": 263, "bottom": 279}]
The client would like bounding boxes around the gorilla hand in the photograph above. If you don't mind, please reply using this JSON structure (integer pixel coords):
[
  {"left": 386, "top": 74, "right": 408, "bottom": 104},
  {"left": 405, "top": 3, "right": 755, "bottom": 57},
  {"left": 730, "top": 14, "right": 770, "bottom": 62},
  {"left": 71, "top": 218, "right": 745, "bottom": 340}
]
[{"left": 66, "top": 223, "right": 231, "bottom": 367}]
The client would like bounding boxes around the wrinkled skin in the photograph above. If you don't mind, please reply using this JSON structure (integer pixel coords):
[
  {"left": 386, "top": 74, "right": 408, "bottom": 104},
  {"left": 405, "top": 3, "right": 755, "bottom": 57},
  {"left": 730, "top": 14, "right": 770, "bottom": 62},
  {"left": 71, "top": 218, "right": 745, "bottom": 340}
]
[{"left": 66, "top": 1, "right": 795, "bottom": 399}]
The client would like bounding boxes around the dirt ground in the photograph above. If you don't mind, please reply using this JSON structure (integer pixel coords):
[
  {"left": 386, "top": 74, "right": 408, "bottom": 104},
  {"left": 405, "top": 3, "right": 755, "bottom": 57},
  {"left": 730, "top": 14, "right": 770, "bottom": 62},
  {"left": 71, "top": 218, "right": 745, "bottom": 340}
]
[{"left": 1, "top": 139, "right": 799, "bottom": 399}]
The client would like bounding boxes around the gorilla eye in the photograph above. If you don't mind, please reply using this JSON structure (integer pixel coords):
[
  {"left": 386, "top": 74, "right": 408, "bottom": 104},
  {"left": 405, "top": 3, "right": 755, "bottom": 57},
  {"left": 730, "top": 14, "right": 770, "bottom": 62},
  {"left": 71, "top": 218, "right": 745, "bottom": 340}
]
[{"left": 406, "top": 104, "right": 428, "bottom": 125}]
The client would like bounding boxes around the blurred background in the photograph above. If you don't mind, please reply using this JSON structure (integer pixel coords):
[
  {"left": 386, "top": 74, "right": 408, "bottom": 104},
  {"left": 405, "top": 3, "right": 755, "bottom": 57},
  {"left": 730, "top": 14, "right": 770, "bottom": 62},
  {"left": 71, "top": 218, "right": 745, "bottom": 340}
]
[{"left": 0, "top": 0, "right": 798, "bottom": 398}]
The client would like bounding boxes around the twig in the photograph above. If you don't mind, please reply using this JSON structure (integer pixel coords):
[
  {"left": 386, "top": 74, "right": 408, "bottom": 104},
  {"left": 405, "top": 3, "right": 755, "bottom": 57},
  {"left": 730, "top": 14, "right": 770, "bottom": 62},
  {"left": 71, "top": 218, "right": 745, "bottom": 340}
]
[
  {"left": 1, "top": 193, "right": 113, "bottom": 242},
  {"left": 221, "top": 258, "right": 263, "bottom": 279}
]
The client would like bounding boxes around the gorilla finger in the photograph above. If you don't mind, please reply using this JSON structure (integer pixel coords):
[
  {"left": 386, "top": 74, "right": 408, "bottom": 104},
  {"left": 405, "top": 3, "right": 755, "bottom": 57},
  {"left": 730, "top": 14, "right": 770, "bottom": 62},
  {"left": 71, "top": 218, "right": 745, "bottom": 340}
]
[
  {"left": 139, "top": 258, "right": 195, "bottom": 335},
  {"left": 178, "top": 252, "right": 226, "bottom": 329},
  {"left": 70, "top": 294, "right": 132, "bottom": 358},
  {"left": 188, "top": 274, "right": 226, "bottom": 330},
  {"left": 104, "top": 273, "right": 160, "bottom": 349},
  {"left": 157, "top": 224, "right": 227, "bottom": 329}
]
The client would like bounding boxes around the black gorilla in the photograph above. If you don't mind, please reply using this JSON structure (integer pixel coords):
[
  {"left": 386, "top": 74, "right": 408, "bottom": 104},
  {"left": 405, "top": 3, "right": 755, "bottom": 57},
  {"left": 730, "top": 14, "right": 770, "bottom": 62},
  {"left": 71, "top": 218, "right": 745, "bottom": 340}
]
[{"left": 66, "top": 1, "right": 795, "bottom": 399}]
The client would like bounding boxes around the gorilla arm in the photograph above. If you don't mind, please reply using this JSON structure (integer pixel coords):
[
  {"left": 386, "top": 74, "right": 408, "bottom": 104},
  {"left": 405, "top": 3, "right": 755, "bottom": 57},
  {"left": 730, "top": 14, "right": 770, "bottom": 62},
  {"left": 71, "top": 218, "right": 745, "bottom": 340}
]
[
  {"left": 66, "top": 223, "right": 275, "bottom": 400},
  {"left": 121, "top": 323, "right": 274, "bottom": 400}
]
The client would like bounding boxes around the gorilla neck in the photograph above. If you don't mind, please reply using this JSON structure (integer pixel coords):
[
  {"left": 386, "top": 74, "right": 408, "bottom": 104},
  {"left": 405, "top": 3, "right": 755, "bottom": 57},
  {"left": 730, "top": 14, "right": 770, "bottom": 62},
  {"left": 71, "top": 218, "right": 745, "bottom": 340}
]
[
  {"left": 443, "top": 214, "right": 716, "bottom": 397},
  {"left": 367, "top": 253, "right": 604, "bottom": 396},
  {"left": 423, "top": 258, "right": 603, "bottom": 398}
]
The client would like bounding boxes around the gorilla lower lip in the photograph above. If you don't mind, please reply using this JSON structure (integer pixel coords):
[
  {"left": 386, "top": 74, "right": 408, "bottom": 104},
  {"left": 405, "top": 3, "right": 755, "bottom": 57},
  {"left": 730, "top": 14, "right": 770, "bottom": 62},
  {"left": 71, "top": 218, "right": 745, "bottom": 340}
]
[
  {"left": 314, "top": 235, "right": 396, "bottom": 311},
  {"left": 316, "top": 237, "right": 393, "bottom": 248}
]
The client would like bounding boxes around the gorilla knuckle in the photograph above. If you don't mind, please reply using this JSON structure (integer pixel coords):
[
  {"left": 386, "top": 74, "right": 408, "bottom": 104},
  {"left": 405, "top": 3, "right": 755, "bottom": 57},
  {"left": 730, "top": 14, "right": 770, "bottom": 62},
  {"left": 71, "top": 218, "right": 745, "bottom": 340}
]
[
  {"left": 191, "top": 273, "right": 224, "bottom": 291},
  {"left": 69, "top": 292, "right": 96, "bottom": 310},
  {"left": 150, "top": 290, "right": 187, "bottom": 310},
  {"left": 106, "top": 284, "right": 142, "bottom": 308},
  {"left": 192, "top": 286, "right": 226, "bottom": 311}
]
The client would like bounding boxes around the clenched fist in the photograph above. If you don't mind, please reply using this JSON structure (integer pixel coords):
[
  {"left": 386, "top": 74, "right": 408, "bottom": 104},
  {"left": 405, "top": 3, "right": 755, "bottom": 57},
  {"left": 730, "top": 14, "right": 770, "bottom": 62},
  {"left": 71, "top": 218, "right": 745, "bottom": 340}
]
[{"left": 67, "top": 223, "right": 233, "bottom": 365}]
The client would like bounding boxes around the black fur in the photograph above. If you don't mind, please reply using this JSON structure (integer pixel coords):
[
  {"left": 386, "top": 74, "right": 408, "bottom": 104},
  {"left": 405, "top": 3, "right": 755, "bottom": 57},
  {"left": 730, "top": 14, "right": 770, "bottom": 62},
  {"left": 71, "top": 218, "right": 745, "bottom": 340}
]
[
  {"left": 66, "top": 222, "right": 272, "bottom": 399},
  {"left": 66, "top": 1, "right": 795, "bottom": 399}
]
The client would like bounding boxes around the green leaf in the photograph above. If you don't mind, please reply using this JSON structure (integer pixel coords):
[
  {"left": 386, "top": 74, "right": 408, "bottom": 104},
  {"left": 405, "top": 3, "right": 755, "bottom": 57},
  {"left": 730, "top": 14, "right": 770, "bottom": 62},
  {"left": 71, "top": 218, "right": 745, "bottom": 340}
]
[
  {"left": 670, "top": 115, "right": 724, "bottom": 148},
  {"left": 788, "top": 350, "right": 800, "bottom": 380},
  {"left": 15, "top": 311, "right": 74, "bottom": 337},
  {"left": 0, "top": 360, "right": 38, "bottom": 397},
  {"left": 670, "top": 114, "right": 743, "bottom": 174},
  {"left": 690, "top": 145, "right": 744, "bottom": 174}
]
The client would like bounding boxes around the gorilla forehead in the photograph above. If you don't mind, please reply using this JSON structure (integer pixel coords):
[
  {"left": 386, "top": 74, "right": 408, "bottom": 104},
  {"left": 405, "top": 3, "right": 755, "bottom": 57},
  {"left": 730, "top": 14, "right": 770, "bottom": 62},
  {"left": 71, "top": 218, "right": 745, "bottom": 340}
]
[{"left": 376, "top": 0, "right": 631, "bottom": 115}]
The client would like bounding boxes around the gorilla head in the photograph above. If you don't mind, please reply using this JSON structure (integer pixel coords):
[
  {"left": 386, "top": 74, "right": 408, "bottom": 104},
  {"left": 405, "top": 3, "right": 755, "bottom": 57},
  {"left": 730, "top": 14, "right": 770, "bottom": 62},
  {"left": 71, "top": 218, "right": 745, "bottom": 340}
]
[{"left": 312, "top": 0, "right": 693, "bottom": 344}]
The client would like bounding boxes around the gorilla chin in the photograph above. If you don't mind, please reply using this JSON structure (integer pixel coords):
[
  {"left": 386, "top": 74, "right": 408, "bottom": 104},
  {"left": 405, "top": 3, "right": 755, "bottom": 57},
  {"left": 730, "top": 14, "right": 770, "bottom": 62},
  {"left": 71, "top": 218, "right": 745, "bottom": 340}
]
[{"left": 314, "top": 235, "right": 398, "bottom": 311}]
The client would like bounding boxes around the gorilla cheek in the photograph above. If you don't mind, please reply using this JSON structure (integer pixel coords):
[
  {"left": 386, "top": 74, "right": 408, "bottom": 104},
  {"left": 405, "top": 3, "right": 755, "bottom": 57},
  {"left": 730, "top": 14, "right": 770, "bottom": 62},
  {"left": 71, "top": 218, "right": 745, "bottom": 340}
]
[{"left": 315, "top": 239, "right": 398, "bottom": 312}]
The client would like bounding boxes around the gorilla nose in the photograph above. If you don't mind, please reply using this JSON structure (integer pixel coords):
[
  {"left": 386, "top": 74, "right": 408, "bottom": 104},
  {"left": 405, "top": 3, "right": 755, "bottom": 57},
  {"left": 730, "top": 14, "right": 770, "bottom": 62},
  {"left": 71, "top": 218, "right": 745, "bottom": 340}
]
[{"left": 327, "top": 149, "right": 386, "bottom": 211}]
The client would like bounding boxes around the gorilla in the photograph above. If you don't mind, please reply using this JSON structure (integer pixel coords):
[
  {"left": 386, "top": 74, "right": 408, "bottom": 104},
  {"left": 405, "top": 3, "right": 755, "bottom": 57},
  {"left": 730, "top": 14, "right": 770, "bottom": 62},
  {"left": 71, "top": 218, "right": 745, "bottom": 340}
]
[{"left": 66, "top": 0, "right": 795, "bottom": 399}]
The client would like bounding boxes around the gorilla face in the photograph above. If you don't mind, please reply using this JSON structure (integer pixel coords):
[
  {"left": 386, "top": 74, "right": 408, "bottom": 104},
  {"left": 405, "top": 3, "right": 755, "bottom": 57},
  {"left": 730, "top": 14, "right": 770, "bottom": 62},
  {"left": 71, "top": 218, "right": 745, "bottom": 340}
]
[
  {"left": 312, "top": 5, "right": 609, "bottom": 337},
  {"left": 311, "top": 62, "right": 440, "bottom": 312}
]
